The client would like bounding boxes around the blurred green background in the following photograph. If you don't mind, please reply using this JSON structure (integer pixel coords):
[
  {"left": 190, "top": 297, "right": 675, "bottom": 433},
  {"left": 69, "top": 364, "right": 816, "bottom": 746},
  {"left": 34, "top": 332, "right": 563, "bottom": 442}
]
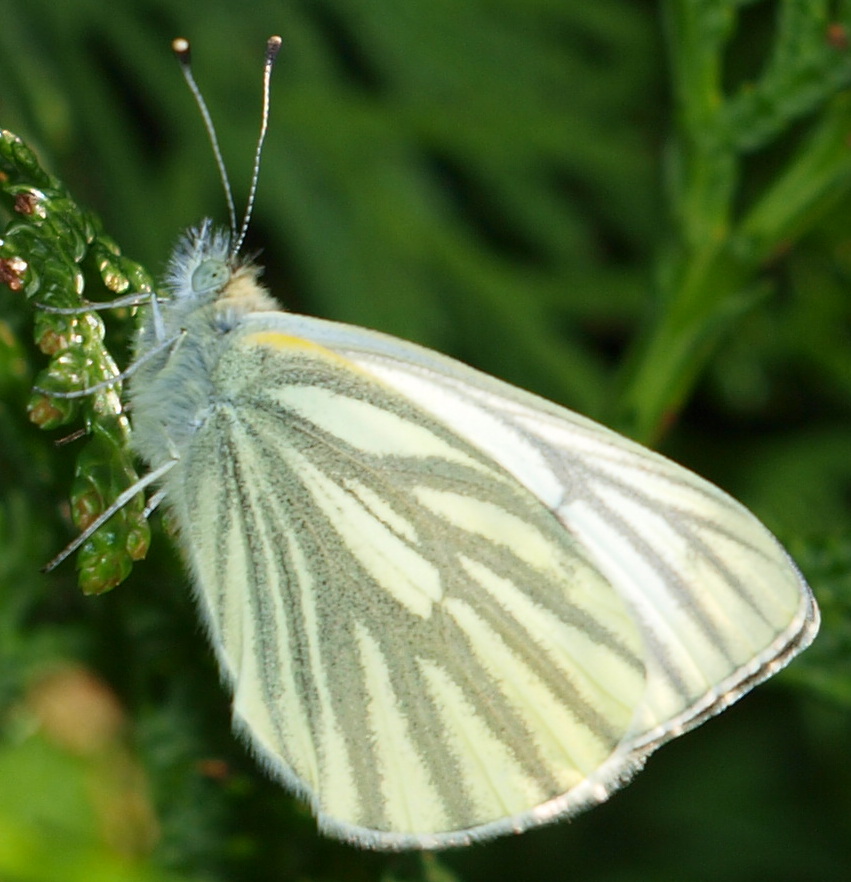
[{"left": 1, "top": 0, "right": 851, "bottom": 880}]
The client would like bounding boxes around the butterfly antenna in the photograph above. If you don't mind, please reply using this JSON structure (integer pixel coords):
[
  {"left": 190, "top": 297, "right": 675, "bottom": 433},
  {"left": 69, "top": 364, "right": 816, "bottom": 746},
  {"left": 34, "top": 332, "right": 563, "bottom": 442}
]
[
  {"left": 172, "top": 37, "right": 238, "bottom": 238},
  {"left": 231, "top": 35, "right": 282, "bottom": 258}
]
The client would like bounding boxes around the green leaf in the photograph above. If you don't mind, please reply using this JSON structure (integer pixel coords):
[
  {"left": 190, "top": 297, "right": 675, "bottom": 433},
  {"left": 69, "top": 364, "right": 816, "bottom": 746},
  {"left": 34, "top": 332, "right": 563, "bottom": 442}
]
[{"left": 0, "top": 129, "right": 152, "bottom": 593}]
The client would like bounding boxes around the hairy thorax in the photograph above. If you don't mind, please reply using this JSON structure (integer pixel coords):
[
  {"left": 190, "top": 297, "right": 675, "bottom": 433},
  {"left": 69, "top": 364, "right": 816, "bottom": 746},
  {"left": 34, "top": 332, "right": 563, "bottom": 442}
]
[{"left": 128, "top": 269, "right": 279, "bottom": 471}]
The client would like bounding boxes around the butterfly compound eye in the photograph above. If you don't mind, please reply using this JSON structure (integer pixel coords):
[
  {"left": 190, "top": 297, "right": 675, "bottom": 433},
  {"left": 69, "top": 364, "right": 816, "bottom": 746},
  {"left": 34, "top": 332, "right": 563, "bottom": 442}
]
[{"left": 191, "top": 258, "right": 230, "bottom": 294}]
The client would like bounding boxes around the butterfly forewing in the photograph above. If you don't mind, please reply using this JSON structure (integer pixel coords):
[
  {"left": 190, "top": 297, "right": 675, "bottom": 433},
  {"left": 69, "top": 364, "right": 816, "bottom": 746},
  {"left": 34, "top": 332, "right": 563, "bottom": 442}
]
[{"left": 237, "top": 313, "right": 817, "bottom": 747}]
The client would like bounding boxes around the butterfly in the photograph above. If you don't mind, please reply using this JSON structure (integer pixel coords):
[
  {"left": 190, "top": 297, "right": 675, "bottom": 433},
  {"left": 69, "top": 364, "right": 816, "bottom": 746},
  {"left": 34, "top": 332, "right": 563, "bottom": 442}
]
[{"left": 48, "top": 37, "right": 819, "bottom": 850}]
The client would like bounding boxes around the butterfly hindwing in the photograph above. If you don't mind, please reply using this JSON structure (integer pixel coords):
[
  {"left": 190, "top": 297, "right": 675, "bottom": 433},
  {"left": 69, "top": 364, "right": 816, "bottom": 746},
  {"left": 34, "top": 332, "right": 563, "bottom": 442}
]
[{"left": 162, "top": 321, "right": 659, "bottom": 846}]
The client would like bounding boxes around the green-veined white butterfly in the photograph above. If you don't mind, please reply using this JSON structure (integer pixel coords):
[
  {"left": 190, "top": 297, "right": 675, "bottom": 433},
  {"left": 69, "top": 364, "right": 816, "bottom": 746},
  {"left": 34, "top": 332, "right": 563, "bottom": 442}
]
[{"left": 48, "top": 36, "right": 818, "bottom": 850}]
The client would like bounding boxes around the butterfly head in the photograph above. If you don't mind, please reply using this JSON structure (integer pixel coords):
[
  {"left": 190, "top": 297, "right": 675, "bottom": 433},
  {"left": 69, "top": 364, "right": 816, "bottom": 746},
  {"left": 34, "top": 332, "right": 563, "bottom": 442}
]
[
  {"left": 164, "top": 219, "right": 236, "bottom": 303},
  {"left": 164, "top": 218, "right": 274, "bottom": 322}
]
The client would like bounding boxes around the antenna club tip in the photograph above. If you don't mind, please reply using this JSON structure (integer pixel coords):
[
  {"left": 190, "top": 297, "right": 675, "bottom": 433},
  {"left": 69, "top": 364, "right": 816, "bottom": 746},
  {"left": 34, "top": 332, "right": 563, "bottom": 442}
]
[
  {"left": 172, "top": 37, "right": 190, "bottom": 60},
  {"left": 267, "top": 35, "right": 283, "bottom": 56}
]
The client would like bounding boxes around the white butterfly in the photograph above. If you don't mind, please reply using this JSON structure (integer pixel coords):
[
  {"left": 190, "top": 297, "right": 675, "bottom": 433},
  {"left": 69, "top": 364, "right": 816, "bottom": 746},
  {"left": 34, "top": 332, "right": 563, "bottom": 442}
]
[{"left": 52, "top": 37, "right": 820, "bottom": 850}]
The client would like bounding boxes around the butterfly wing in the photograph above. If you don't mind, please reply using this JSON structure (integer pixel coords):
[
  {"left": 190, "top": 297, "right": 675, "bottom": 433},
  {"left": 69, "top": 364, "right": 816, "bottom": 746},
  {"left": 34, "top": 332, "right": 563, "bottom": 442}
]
[
  {"left": 283, "top": 316, "right": 818, "bottom": 731},
  {"left": 167, "top": 311, "right": 817, "bottom": 849}
]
